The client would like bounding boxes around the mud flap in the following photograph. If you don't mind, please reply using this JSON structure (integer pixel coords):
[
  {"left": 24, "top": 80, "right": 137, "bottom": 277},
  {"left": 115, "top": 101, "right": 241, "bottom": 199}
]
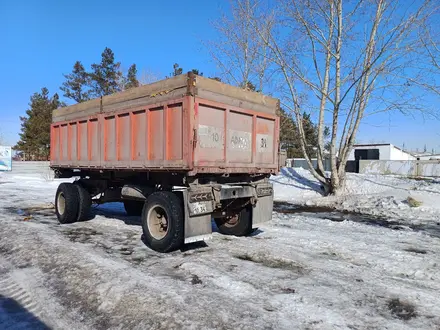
[
  {"left": 181, "top": 189, "right": 213, "bottom": 244},
  {"left": 252, "top": 183, "right": 274, "bottom": 228}
]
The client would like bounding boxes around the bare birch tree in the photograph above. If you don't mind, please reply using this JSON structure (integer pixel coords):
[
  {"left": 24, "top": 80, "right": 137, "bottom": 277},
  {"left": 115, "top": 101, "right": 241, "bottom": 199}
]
[
  {"left": 210, "top": 0, "right": 437, "bottom": 195},
  {"left": 138, "top": 68, "right": 161, "bottom": 85},
  {"left": 207, "top": 0, "right": 275, "bottom": 91},
  {"left": 410, "top": 12, "right": 440, "bottom": 97}
]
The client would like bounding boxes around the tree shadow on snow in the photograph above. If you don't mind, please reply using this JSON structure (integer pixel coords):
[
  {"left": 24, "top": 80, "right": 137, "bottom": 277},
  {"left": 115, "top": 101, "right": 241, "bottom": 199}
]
[
  {"left": 0, "top": 295, "right": 50, "bottom": 330},
  {"left": 361, "top": 177, "right": 412, "bottom": 192},
  {"left": 361, "top": 177, "right": 440, "bottom": 195},
  {"left": 273, "top": 167, "right": 323, "bottom": 193}
]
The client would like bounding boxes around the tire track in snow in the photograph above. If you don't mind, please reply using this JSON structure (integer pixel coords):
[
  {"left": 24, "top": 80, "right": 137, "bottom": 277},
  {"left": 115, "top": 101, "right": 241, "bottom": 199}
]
[
  {"left": 0, "top": 256, "right": 42, "bottom": 317},
  {"left": 0, "top": 239, "right": 56, "bottom": 329},
  {"left": 0, "top": 268, "right": 49, "bottom": 329}
]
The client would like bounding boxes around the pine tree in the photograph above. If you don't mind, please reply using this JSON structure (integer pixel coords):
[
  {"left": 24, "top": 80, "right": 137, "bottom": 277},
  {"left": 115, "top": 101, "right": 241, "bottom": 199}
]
[
  {"left": 279, "top": 110, "right": 327, "bottom": 159},
  {"left": 168, "top": 65, "right": 206, "bottom": 78},
  {"left": 124, "top": 64, "right": 140, "bottom": 90},
  {"left": 60, "top": 61, "right": 91, "bottom": 103},
  {"left": 191, "top": 69, "right": 203, "bottom": 76},
  {"left": 240, "top": 81, "right": 260, "bottom": 92},
  {"left": 89, "top": 47, "right": 123, "bottom": 97},
  {"left": 172, "top": 63, "right": 183, "bottom": 76},
  {"left": 278, "top": 108, "right": 296, "bottom": 151},
  {"left": 14, "top": 88, "right": 64, "bottom": 160}
]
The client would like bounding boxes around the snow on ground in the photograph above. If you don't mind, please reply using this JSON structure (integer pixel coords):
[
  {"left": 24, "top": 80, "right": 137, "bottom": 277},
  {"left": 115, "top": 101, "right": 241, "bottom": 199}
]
[
  {"left": 272, "top": 167, "right": 440, "bottom": 226},
  {"left": 0, "top": 164, "right": 440, "bottom": 329}
]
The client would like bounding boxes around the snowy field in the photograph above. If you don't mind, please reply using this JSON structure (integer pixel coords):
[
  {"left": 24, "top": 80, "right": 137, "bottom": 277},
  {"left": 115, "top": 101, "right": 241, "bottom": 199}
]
[{"left": 1, "top": 163, "right": 440, "bottom": 329}]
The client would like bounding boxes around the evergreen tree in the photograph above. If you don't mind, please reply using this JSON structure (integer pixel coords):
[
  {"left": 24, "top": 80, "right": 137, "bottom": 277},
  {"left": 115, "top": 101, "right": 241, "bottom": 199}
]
[
  {"left": 301, "top": 112, "right": 319, "bottom": 156},
  {"left": 168, "top": 64, "right": 214, "bottom": 79},
  {"left": 15, "top": 88, "right": 64, "bottom": 160},
  {"left": 324, "top": 126, "right": 331, "bottom": 152},
  {"left": 240, "top": 81, "right": 260, "bottom": 92},
  {"left": 191, "top": 69, "right": 203, "bottom": 76},
  {"left": 168, "top": 64, "right": 207, "bottom": 78},
  {"left": 60, "top": 61, "right": 91, "bottom": 103},
  {"left": 89, "top": 47, "right": 123, "bottom": 97},
  {"left": 279, "top": 110, "right": 328, "bottom": 159},
  {"left": 278, "top": 108, "right": 296, "bottom": 152},
  {"left": 124, "top": 64, "right": 140, "bottom": 90},
  {"left": 172, "top": 63, "right": 183, "bottom": 76}
]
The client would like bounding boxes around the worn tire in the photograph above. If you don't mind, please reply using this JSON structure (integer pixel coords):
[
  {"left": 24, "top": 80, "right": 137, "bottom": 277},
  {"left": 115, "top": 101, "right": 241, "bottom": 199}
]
[
  {"left": 141, "top": 191, "right": 184, "bottom": 253},
  {"left": 74, "top": 182, "right": 92, "bottom": 221},
  {"left": 123, "top": 200, "right": 144, "bottom": 216},
  {"left": 55, "top": 183, "right": 79, "bottom": 224},
  {"left": 215, "top": 206, "right": 254, "bottom": 236}
]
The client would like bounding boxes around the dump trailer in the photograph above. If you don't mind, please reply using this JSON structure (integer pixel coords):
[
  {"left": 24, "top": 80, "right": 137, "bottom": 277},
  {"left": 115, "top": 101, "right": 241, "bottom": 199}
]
[{"left": 50, "top": 73, "right": 280, "bottom": 252}]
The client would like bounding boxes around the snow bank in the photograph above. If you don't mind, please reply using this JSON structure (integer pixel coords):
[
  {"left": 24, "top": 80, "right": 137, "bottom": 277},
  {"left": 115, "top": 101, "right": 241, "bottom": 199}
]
[{"left": 271, "top": 168, "right": 440, "bottom": 224}]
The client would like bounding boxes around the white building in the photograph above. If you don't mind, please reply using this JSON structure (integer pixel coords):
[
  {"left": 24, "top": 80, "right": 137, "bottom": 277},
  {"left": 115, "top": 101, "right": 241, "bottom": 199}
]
[{"left": 348, "top": 143, "right": 415, "bottom": 161}]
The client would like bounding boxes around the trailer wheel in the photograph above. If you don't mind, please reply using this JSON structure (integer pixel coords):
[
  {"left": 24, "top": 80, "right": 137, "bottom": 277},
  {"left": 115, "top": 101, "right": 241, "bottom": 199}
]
[
  {"left": 123, "top": 200, "right": 144, "bottom": 216},
  {"left": 141, "top": 192, "right": 184, "bottom": 253},
  {"left": 55, "top": 183, "right": 79, "bottom": 224},
  {"left": 215, "top": 206, "right": 253, "bottom": 236},
  {"left": 74, "top": 182, "right": 92, "bottom": 221}
]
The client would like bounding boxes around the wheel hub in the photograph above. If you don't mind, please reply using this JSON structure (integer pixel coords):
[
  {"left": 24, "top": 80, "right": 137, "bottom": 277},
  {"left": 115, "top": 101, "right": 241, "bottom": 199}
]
[
  {"left": 147, "top": 205, "right": 169, "bottom": 240},
  {"left": 224, "top": 214, "right": 239, "bottom": 227},
  {"left": 57, "top": 192, "right": 66, "bottom": 215}
]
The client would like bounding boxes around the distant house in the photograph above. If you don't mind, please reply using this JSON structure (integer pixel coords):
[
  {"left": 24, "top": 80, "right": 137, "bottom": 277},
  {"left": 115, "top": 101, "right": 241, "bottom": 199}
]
[{"left": 348, "top": 144, "right": 415, "bottom": 161}]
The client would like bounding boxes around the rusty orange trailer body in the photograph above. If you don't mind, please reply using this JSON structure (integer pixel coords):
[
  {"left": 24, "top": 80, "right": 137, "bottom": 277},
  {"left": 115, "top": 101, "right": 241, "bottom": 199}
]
[{"left": 50, "top": 74, "right": 280, "bottom": 176}]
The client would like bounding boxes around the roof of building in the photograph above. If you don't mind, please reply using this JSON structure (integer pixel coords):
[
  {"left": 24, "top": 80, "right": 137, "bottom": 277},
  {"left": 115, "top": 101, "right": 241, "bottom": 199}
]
[
  {"left": 353, "top": 143, "right": 411, "bottom": 154},
  {"left": 353, "top": 143, "right": 393, "bottom": 147}
]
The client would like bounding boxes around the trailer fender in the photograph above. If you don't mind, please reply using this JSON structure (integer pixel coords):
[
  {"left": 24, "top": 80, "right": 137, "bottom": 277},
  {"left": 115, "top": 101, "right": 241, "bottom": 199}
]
[{"left": 121, "top": 185, "right": 154, "bottom": 200}]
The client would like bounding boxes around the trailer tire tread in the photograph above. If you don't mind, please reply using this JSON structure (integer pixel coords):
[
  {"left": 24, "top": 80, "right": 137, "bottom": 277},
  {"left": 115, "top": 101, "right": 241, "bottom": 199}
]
[
  {"left": 141, "top": 191, "right": 184, "bottom": 253},
  {"left": 123, "top": 200, "right": 144, "bottom": 216},
  {"left": 215, "top": 206, "right": 253, "bottom": 236},
  {"left": 74, "top": 182, "right": 92, "bottom": 221},
  {"left": 55, "top": 183, "right": 79, "bottom": 224}
]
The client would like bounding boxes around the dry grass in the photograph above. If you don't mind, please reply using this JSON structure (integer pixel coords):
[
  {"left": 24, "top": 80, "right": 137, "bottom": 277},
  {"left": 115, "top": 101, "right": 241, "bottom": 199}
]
[
  {"left": 406, "top": 196, "right": 423, "bottom": 207},
  {"left": 40, "top": 169, "right": 55, "bottom": 181}
]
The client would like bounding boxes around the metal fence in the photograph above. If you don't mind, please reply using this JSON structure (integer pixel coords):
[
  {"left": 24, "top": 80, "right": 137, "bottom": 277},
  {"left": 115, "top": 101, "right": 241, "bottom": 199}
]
[
  {"left": 10, "top": 161, "right": 51, "bottom": 175},
  {"left": 359, "top": 160, "right": 440, "bottom": 177},
  {"left": 285, "top": 158, "right": 332, "bottom": 171}
]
